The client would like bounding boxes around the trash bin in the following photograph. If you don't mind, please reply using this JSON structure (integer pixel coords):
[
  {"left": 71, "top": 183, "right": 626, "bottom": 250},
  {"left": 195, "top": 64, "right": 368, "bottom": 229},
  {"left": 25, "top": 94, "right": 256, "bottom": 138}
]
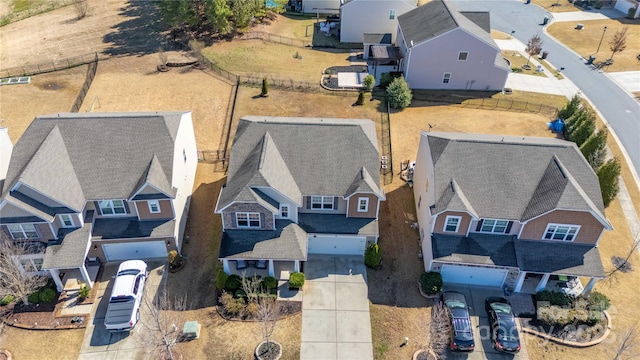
[
  {"left": 526, "top": 0, "right": 531, "bottom": 3},
  {"left": 543, "top": 16, "right": 549, "bottom": 25},
  {"left": 587, "top": 55, "right": 596, "bottom": 65},
  {"left": 541, "top": 51, "right": 549, "bottom": 59}
]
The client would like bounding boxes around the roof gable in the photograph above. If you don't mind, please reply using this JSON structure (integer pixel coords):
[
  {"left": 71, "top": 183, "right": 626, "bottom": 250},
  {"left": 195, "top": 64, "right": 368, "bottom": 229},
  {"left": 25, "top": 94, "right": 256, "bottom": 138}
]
[
  {"left": 345, "top": 167, "right": 385, "bottom": 199},
  {"left": 130, "top": 155, "right": 175, "bottom": 200}
]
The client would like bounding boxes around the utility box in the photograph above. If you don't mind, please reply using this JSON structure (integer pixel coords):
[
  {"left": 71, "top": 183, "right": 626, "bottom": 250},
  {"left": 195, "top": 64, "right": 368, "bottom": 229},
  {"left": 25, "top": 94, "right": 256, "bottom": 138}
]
[{"left": 181, "top": 321, "right": 201, "bottom": 341}]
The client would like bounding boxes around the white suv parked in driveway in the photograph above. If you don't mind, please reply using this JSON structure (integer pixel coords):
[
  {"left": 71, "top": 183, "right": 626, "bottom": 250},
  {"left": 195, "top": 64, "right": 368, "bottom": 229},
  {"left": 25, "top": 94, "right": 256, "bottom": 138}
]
[{"left": 104, "top": 260, "right": 147, "bottom": 332}]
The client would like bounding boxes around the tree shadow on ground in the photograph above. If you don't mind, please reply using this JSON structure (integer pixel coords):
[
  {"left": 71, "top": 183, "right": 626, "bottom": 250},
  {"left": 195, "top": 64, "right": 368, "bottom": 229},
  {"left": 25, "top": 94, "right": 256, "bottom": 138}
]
[{"left": 102, "top": 0, "right": 170, "bottom": 57}]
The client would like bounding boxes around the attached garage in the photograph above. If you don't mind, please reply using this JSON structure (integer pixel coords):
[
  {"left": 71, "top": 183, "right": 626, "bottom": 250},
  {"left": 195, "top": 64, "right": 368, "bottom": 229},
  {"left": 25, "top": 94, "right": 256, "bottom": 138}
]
[
  {"left": 440, "top": 264, "right": 508, "bottom": 287},
  {"left": 307, "top": 234, "right": 367, "bottom": 256},
  {"left": 102, "top": 241, "right": 168, "bottom": 262}
]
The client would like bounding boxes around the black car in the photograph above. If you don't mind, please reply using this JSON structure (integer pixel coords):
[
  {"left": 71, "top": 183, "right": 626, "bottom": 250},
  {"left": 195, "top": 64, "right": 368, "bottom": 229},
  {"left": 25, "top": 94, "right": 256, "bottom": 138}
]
[
  {"left": 485, "top": 297, "right": 521, "bottom": 353},
  {"left": 442, "top": 291, "right": 475, "bottom": 352}
]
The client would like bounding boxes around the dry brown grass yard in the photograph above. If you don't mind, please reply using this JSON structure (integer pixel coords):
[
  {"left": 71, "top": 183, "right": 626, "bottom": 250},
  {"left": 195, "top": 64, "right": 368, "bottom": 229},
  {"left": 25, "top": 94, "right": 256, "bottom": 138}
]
[
  {"left": 547, "top": 18, "right": 640, "bottom": 72},
  {"left": 532, "top": 0, "right": 581, "bottom": 12}
]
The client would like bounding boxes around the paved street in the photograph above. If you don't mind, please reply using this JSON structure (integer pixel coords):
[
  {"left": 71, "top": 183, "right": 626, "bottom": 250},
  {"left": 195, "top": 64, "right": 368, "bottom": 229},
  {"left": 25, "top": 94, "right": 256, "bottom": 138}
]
[{"left": 451, "top": 0, "right": 640, "bottom": 186}]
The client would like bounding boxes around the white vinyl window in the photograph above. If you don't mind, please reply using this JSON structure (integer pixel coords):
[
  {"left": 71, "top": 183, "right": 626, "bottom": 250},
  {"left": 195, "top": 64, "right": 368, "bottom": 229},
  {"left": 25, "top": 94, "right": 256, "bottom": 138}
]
[
  {"left": 442, "top": 73, "right": 452, "bottom": 84},
  {"left": 99, "top": 200, "right": 127, "bottom": 215},
  {"left": 60, "top": 214, "right": 75, "bottom": 228},
  {"left": 458, "top": 51, "right": 469, "bottom": 61},
  {"left": 480, "top": 219, "right": 509, "bottom": 234},
  {"left": 236, "top": 212, "right": 261, "bottom": 228},
  {"left": 389, "top": 9, "right": 396, "bottom": 19},
  {"left": 148, "top": 200, "right": 161, "bottom": 213},
  {"left": 280, "top": 205, "right": 289, "bottom": 219},
  {"left": 357, "top": 197, "right": 369, "bottom": 213},
  {"left": 444, "top": 216, "right": 461, "bottom": 232},
  {"left": 20, "top": 257, "right": 44, "bottom": 272},
  {"left": 7, "top": 224, "right": 39, "bottom": 239},
  {"left": 544, "top": 224, "right": 580, "bottom": 241},
  {"left": 311, "top": 196, "right": 334, "bottom": 210}
]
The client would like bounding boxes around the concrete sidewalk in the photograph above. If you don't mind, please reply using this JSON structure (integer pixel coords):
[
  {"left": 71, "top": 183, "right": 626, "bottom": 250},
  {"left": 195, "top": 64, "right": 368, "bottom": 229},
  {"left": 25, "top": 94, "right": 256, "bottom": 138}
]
[
  {"left": 550, "top": 9, "right": 625, "bottom": 22},
  {"left": 607, "top": 71, "right": 640, "bottom": 93}
]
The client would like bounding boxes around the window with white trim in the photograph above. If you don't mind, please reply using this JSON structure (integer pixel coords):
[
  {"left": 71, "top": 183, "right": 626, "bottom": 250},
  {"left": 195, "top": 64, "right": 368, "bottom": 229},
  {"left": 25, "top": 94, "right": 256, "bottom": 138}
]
[
  {"left": 357, "top": 197, "right": 369, "bottom": 212},
  {"left": 7, "top": 224, "right": 39, "bottom": 239},
  {"left": 544, "top": 224, "right": 580, "bottom": 241},
  {"left": 280, "top": 205, "right": 289, "bottom": 219},
  {"left": 99, "top": 200, "right": 127, "bottom": 215},
  {"left": 20, "top": 258, "right": 43, "bottom": 272},
  {"left": 60, "top": 214, "right": 75, "bottom": 228},
  {"left": 148, "top": 200, "right": 161, "bottom": 213},
  {"left": 480, "top": 219, "right": 508, "bottom": 234},
  {"left": 444, "top": 216, "right": 461, "bottom": 232},
  {"left": 389, "top": 9, "right": 396, "bottom": 19},
  {"left": 236, "top": 212, "right": 261, "bottom": 228},
  {"left": 458, "top": 51, "right": 469, "bottom": 61},
  {"left": 311, "top": 196, "right": 334, "bottom": 210},
  {"left": 442, "top": 73, "right": 451, "bottom": 84}
]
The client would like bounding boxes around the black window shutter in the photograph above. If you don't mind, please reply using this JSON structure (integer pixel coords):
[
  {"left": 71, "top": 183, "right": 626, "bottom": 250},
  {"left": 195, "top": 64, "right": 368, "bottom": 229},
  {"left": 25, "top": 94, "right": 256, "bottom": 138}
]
[
  {"left": 475, "top": 219, "right": 484, "bottom": 231},
  {"left": 505, "top": 221, "right": 513, "bottom": 233},
  {"left": 333, "top": 197, "right": 338, "bottom": 209},
  {"left": 306, "top": 197, "right": 311, "bottom": 209},
  {"left": 124, "top": 201, "right": 130, "bottom": 214},
  {"left": 94, "top": 201, "right": 102, "bottom": 215}
]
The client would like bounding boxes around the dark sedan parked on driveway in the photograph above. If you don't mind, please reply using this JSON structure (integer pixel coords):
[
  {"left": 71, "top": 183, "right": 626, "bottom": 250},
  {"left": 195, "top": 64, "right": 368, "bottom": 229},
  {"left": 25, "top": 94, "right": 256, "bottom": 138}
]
[
  {"left": 485, "top": 297, "right": 521, "bottom": 353},
  {"left": 442, "top": 291, "right": 475, "bottom": 352}
]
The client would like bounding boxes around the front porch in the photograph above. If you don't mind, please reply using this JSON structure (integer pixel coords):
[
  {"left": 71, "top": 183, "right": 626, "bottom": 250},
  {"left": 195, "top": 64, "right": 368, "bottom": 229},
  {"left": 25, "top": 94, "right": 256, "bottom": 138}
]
[
  {"left": 223, "top": 259, "right": 301, "bottom": 280},
  {"left": 514, "top": 272, "right": 594, "bottom": 297}
]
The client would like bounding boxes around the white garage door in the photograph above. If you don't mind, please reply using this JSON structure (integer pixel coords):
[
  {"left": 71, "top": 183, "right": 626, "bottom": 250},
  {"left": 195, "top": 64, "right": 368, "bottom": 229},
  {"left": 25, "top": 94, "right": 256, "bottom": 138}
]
[
  {"left": 440, "top": 265, "right": 507, "bottom": 287},
  {"left": 307, "top": 234, "right": 366, "bottom": 256},
  {"left": 103, "top": 241, "right": 168, "bottom": 262}
]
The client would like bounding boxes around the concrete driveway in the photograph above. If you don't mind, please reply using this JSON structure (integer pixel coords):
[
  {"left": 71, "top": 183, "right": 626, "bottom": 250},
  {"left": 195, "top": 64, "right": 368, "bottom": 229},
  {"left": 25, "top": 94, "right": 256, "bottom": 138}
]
[
  {"left": 442, "top": 285, "right": 530, "bottom": 360},
  {"left": 300, "top": 255, "right": 373, "bottom": 360},
  {"left": 77, "top": 261, "right": 167, "bottom": 360}
]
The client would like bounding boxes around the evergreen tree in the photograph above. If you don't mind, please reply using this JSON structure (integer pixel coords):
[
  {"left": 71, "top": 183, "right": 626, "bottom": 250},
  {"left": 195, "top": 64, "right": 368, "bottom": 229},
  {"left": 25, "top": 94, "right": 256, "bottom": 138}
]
[
  {"left": 570, "top": 114, "right": 596, "bottom": 147},
  {"left": 356, "top": 91, "right": 365, "bottom": 105},
  {"left": 261, "top": 78, "right": 269, "bottom": 97},
  {"left": 558, "top": 94, "right": 581, "bottom": 120},
  {"left": 387, "top": 77, "right": 412, "bottom": 109},
  {"left": 597, "top": 158, "right": 621, "bottom": 207},
  {"left": 581, "top": 129, "right": 608, "bottom": 170}
]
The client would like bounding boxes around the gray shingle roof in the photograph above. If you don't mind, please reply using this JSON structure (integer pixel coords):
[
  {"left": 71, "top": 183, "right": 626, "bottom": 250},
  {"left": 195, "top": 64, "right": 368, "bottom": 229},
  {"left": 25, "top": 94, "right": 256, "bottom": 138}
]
[
  {"left": 298, "top": 213, "right": 379, "bottom": 236},
  {"left": 434, "top": 179, "right": 477, "bottom": 217},
  {"left": 220, "top": 220, "right": 307, "bottom": 260},
  {"left": 363, "top": 33, "right": 392, "bottom": 44},
  {"left": 425, "top": 132, "right": 610, "bottom": 227},
  {"left": 432, "top": 233, "right": 519, "bottom": 267},
  {"left": 130, "top": 155, "right": 176, "bottom": 199},
  {"left": 2, "top": 112, "right": 186, "bottom": 204},
  {"left": 217, "top": 117, "right": 382, "bottom": 210},
  {"left": 91, "top": 217, "right": 175, "bottom": 239},
  {"left": 345, "top": 167, "right": 385, "bottom": 199},
  {"left": 398, "top": 0, "right": 496, "bottom": 49},
  {"left": 514, "top": 240, "right": 605, "bottom": 278},
  {"left": 42, "top": 223, "right": 92, "bottom": 269}
]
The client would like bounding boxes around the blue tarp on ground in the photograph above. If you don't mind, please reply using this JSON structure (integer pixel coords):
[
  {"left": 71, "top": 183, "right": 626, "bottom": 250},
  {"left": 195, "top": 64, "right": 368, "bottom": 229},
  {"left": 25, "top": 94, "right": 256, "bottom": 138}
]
[{"left": 548, "top": 118, "right": 564, "bottom": 133}]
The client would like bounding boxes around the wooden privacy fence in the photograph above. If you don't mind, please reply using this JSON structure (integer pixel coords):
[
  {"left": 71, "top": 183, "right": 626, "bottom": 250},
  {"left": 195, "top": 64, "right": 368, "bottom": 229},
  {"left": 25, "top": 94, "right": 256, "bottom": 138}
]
[
  {"left": 1, "top": 52, "right": 100, "bottom": 78},
  {"left": 70, "top": 53, "right": 99, "bottom": 112}
]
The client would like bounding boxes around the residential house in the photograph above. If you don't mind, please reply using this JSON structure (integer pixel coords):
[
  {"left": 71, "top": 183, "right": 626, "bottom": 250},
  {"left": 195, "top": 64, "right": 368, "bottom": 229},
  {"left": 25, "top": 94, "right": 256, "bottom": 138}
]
[
  {"left": 413, "top": 132, "right": 612, "bottom": 296},
  {"left": 290, "top": 0, "right": 341, "bottom": 14},
  {"left": 215, "top": 116, "right": 385, "bottom": 279},
  {"left": 395, "top": 0, "right": 510, "bottom": 90},
  {"left": 339, "top": 0, "right": 417, "bottom": 44},
  {"left": 0, "top": 112, "right": 197, "bottom": 291},
  {"left": 614, "top": 0, "right": 640, "bottom": 18},
  {"left": 0, "top": 127, "right": 12, "bottom": 189}
]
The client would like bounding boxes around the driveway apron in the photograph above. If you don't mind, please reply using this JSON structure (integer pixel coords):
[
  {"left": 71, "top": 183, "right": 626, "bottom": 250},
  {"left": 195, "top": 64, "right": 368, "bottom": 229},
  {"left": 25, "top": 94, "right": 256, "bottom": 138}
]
[{"left": 300, "top": 255, "right": 373, "bottom": 360}]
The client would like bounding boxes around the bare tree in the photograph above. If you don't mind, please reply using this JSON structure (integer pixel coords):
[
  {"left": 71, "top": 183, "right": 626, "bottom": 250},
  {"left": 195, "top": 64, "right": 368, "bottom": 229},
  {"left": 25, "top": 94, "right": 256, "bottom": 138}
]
[
  {"left": 73, "top": 0, "right": 89, "bottom": 19},
  {"left": 606, "top": 232, "right": 639, "bottom": 282},
  {"left": 609, "top": 26, "right": 629, "bottom": 60},
  {"left": 254, "top": 298, "right": 281, "bottom": 358},
  {"left": 525, "top": 33, "right": 543, "bottom": 67},
  {"left": 0, "top": 241, "right": 48, "bottom": 305},
  {"left": 141, "top": 289, "right": 188, "bottom": 360},
  {"left": 241, "top": 273, "right": 262, "bottom": 303},
  {"left": 428, "top": 302, "right": 451, "bottom": 360},
  {"left": 611, "top": 322, "right": 639, "bottom": 360}
]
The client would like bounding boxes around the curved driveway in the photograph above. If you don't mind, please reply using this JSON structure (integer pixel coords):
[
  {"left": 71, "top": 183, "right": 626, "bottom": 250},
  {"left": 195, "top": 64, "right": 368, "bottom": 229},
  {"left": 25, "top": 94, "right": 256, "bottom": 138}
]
[{"left": 451, "top": 0, "right": 640, "bottom": 182}]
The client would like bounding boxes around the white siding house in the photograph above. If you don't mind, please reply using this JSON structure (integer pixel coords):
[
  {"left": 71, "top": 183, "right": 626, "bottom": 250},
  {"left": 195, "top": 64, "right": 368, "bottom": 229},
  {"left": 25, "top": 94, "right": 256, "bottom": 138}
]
[{"left": 339, "top": 0, "right": 416, "bottom": 43}]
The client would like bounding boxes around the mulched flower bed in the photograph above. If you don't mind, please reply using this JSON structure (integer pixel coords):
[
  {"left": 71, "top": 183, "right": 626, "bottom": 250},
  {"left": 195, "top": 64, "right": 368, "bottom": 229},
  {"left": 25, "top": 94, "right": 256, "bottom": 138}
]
[
  {"left": 217, "top": 300, "right": 301, "bottom": 321},
  {"left": 1, "top": 300, "right": 78, "bottom": 329},
  {"left": 519, "top": 317, "right": 606, "bottom": 343}
]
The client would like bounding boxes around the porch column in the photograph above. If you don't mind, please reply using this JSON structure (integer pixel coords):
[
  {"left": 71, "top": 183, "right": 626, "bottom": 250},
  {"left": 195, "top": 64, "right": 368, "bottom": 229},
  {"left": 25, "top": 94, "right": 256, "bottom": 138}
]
[
  {"left": 222, "top": 259, "right": 230, "bottom": 274},
  {"left": 268, "top": 260, "right": 275, "bottom": 277},
  {"left": 535, "top": 273, "right": 550, "bottom": 293},
  {"left": 514, "top": 271, "right": 527, "bottom": 293},
  {"left": 49, "top": 269, "right": 64, "bottom": 292},
  {"left": 80, "top": 265, "right": 93, "bottom": 288},
  {"left": 582, "top": 278, "right": 598, "bottom": 296},
  {"left": 294, "top": 260, "right": 300, "bottom": 273}
]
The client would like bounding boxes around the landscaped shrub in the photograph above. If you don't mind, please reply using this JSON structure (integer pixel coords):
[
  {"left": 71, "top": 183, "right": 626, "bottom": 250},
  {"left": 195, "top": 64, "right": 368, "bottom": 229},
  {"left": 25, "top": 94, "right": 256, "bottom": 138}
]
[
  {"left": 289, "top": 272, "right": 305, "bottom": 288},
  {"left": 356, "top": 91, "right": 365, "bottom": 105},
  {"left": 420, "top": 272, "right": 443, "bottom": 295},
  {"left": 364, "top": 244, "right": 382, "bottom": 269},
  {"left": 363, "top": 74, "right": 375, "bottom": 91},
  {"left": 537, "top": 305, "right": 573, "bottom": 327},
  {"left": 535, "top": 290, "right": 573, "bottom": 307},
  {"left": 216, "top": 268, "right": 229, "bottom": 290},
  {"left": 219, "top": 291, "right": 246, "bottom": 316},
  {"left": 27, "top": 291, "right": 40, "bottom": 304},
  {"left": 628, "top": 7, "right": 636, "bottom": 19},
  {"left": 39, "top": 288, "right": 57, "bottom": 303},
  {"left": 245, "top": 301, "right": 259, "bottom": 317},
  {"left": 261, "top": 78, "right": 269, "bottom": 97},
  {"left": 262, "top": 276, "right": 277, "bottom": 290},
  {"left": 78, "top": 284, "right": 91, "bottom": 301},
  {"left": 379, "top": 72, "right": 395, "bottom": 89},
  {"left": 587, "top": 291, "right": 610, "bottom": 311},
  {"left": 586, "top": 310, "right": 603, "bottom": 326},
  {"left": 234, "top": 289, "right": 246, "bottom": 299},
  {"left": 225, "top": 274, "right": 242, "bottom": 291},
  {"left": 1, "top": 294, "right": 14, "bottom": 306},
  {"left": 386, "top": 76, "right": 412, "bottom": 109}
]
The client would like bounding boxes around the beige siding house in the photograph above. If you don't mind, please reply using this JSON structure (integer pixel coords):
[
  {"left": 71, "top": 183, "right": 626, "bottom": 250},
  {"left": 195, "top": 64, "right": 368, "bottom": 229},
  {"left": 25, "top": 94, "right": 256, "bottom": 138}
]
[{"left": 413, "top": 132, "right": 612, "bottom": 296}]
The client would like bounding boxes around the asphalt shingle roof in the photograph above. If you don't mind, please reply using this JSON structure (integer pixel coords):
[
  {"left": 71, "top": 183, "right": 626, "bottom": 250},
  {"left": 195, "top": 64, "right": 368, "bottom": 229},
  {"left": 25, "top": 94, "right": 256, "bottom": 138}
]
[
  {"left": 91, "top": 217, "right": 175, "bottom": 239},
  {"left": 363, "top": 33, "right": 392, "bottom": 44},
  {"left": 298, "top": 213, "right": 379, "bottom": 236},
  {"left": 432, "top": 233, "right": 519, "bottom": 267},
  {"left": 425, "top": 132, "right": 609, "bottom": 227},
  {"left": 219, "top": 220, "right": 308, "bottom": 260},
  {"left": 514, "top": 240, "right": 605, "bottom": 278},
  {"left": 42, "top": 210, "right": 95, "bottom": 269}
]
